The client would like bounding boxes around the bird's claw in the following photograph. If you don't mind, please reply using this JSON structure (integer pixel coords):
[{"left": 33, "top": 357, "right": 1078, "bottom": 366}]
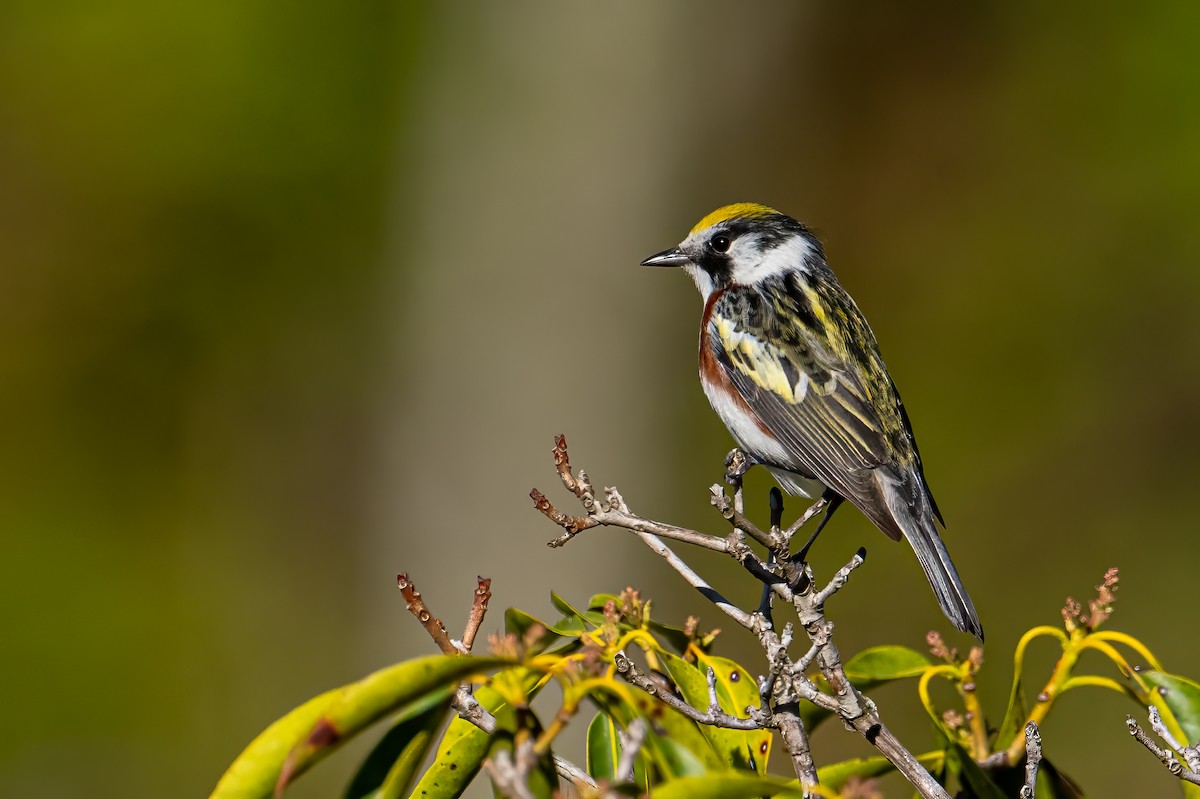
[{"left": 724, "top": 448, "right": 757, "bottom": 484}]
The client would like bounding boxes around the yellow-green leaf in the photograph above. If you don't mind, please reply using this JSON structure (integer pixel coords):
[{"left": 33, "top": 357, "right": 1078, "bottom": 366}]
[
  {"left": 409, "top": 667, "right": 546, "bottom": 799},
  {"left": 503, "top": 607, "right": 584, "bottom": 654},
  {"left": 995, "top": 626, "right": 1066, "bottom": 750},
  {"left": 211, "top": 654, "right": 505, "bottom": 798},
  {"left": 661, "top": 651, "right": 771, "bottom": 774},
  {"left": 343, "top": 688, "right": 453, "bottom": 798},
  {"left": 550, "top": 591, "right": 605, "bottom": 627},
  {"left": 1143, "top": 671, "right": 1200, "bottom": 744},
  {"left": 210, "top": 687, "right": 342, "bottom": 799},
  {"left": 842, "top": 645, "right": 930, "bottom": 681},
  {"left": 587, "top": 678, "right": 723, "bottom": 777},
  {"left": 280, "top": 656, "right": 505, "bottom": 791}
]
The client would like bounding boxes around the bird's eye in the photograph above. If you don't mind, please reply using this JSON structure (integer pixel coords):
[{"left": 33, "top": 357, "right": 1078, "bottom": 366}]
[{"left": 709, "top": 235, "right": 731, "bottom": 254}]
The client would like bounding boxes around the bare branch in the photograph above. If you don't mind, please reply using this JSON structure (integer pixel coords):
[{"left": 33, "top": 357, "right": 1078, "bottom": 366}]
[
  {"left": 534, "top": 437, "right": 950, "bottom": 799},
  {"left": 461, "top": 576, "right": 492, "bottom": 653},
  {"left": 616, "top": 719, "right": 648, "bottom": 783},
  {"left": 814, "top": 547, "right": 867, "bottom": 605},
  {"left": 775, "top": 704, "right": 818, "bottom": 793},
  {"left": 614, "top": 652, "right": 765, "bottom": 731},
  {"left": 705, "top": 667, "right": 721, "bottom": 714},
  {"left": 710, "top": 484, "right": 774, "bottom": 548},
  {"left": 1127, "top": 712, "right": 1200, "bottom": 786},
  {"left": 1148, "top": 706, "right": 1200, "bottom": 774},
  {"left": 553, "top": 755, "right": 598, "bottom": 791},
  {"left": 483, "top": 738, "right": 539, "bottom": 799},
  {"left": 785, "top": 495, "right": 829, "bottom": 539},
  {"left": 1020, "top": 721, "right": 1042, "bottom": 798},
  {"left": 453, "top": 684, "right": 597, "bottom": 791},
  {"left": 398, "top": 573, "right": 458, "bottom": 655}
]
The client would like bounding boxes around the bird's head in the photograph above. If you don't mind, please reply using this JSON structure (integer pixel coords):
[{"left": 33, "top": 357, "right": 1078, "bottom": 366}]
[{"left": 641, "top": 202, "right": 823, "bottom": 299}]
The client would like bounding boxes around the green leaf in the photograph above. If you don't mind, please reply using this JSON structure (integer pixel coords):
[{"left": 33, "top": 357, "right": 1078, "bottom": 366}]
[
  {"left": 994, "top": 676, "right": 1029, "bottom": 753},
  {"left": 585, "top": 711, "right": 652, "bottom": 792},
  {"left": 995, "top": 627, "right": 1066, "bottom": 751},
  {"left": 503, "top": 607, "right": 584, "bottom": 654},
  {"left": 586, "top": 711, "right": 620, "bottom": 781},
  {"left": 843, "top": 645, "right": 930, "bottom": 681},
  {"left": 281, "top": 656, "right": 505, "bottom": 791},
  {"left": 797, "top": 646, "right": 933, "bottom": 736},
  {"left": 588, "top": 592, "right": 622, "bottom": 609},
  {"left": 409, "top": 668, "right": 546, "bottom": 799},
  {"left": 651, "top": 773, "right": 804, "bottom": 799},
  {"left": 550, "top": 591, "right": 606, "bottom": 627},
  {"left": 212, "top": 655, "right": 505, "bottom": 798},
  {"left": 945, "top": 741, "right": 1006, "bottom": 799},
  {"left": 210, "top": 687, "right": 342, "bottom": 799},
  {"left": 653, "top": 735, "right": 710, "bottom": 779},
  {"left": 343, "top": 688, "right": 453, "bottom": 799},
  {"left": 817, "top": 751, "right": 944, "bottom": 791},
  {"left": 648, "top": 619, "right": 697, "bottom": 654},
  {"left": 1143, "top": 671, "right": 1200, "bottom": 744},
  {"left": 660, "top": 651, "right": 771, "bottom": 774},
  {"left": 588, "top": 680, "right": 723, "bottom": 778},
  {"left": 585, "top": 592, "right": 696, "bottom": 653},
  {"left": 1037, "top": 757, "right": 1085, "bottom": 799}
]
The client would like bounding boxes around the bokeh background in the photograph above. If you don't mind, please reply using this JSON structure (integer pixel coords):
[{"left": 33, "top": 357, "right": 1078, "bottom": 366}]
[{"left": 3, "top": 2, "right": 1199, "bottom": 797}]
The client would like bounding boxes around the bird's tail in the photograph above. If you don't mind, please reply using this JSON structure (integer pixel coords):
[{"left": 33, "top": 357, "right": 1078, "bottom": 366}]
[{"left": 874, "top": 473, "right": 984, "bottom": 641}]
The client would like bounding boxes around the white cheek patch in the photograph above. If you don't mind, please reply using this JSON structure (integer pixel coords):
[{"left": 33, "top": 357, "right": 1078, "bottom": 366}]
[
  {"left": 729, "top": 234, "right": 814, "bottom": 285},
  {"left": 682, "top": 263, "right": 714, "bottom": 301}
]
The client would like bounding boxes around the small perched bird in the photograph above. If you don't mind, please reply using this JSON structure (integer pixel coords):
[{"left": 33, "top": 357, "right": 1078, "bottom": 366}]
[{"left": 642, "top": 203, "right": 982, "bottom": 640}]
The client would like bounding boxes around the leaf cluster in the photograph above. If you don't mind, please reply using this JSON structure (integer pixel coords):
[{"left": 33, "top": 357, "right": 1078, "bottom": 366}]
[{"left": 210, "top": 571, "right": 1200, "bottom": 798}]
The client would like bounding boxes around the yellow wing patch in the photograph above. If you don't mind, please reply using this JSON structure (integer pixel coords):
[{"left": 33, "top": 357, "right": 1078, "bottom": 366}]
[
  {"left": 714, "top": 316, "right": 807, "bottom": 403},
  {"left": 690, "top": 202, "right": 779, "bottom": 235}
]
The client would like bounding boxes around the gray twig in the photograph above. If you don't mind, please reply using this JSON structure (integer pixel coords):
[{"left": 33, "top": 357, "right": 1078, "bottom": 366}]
[
  {"left": 452, "top": 685, "right": 597, "bottom": 791},
  {"left": 483, "top": 739, "right": 538, "bottom": 799},
  {"left": 616, "top": 718, "right": 648, "bottom": 783},
  {"left": 1127, "top": 711, "right": 1200, "bottom": 786},
  {"left": 535, "top": 436, "right": 950, "bottom": 799},
  {"left": 1020, "top": 721, "right": 1042, "bottom": 798},
  {"left": 614, "top": 652, "right": 764, "bottom": 731},
  {"left": 1149, "top": 706, "right": 1200, "bottom": 774}
]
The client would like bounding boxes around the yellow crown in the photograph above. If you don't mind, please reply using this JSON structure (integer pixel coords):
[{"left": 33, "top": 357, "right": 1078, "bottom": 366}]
[{"left": 689, "top": 202, "right": 780, "bottom": 235}]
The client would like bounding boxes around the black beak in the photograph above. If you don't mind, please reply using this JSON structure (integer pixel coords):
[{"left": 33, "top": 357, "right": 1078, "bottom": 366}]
[{"left": 640, "top": 247, "right": 690, "bottom": 267}]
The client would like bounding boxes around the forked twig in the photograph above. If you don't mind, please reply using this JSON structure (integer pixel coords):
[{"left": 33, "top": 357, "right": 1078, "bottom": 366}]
[{"left": 533, "top": 435, "right": 950, "bottom": 799}]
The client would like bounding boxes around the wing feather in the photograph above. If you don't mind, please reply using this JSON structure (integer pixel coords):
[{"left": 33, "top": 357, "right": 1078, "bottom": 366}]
[{"left": 708, "top": 289, "right": 910, "bottom": 539}]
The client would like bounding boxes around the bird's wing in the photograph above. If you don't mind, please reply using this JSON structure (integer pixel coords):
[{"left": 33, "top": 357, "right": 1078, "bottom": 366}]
[{"left": 708, "top": 286, "right": 912, "bottom": 539}]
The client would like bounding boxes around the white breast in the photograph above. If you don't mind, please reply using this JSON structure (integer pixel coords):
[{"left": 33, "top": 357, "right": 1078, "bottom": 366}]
[{"left": 699, "top": 370, "right": 824, "bottom": 499}]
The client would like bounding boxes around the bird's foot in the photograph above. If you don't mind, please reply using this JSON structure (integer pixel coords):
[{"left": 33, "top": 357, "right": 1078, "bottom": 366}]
[{"left": 724, "top": 448, "right": 758, "bottom": 485}]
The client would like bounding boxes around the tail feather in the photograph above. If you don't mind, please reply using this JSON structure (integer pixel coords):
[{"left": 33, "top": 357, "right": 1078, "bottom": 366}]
[{"left": 873, "top": 472, "right": 984, "bottom": 641}]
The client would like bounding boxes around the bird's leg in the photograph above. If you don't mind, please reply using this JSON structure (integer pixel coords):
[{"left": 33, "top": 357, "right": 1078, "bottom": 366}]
[
  {"left": 756, "top": 550, "right": 776, "bottom": 624},
  {"left": 724, "top": 449, "right": 759, "bottom": 515},
  {"left": 756, "top": 488, "right": 786, "bottom": 625},
  {"left": 790, "top": 491, "right": 845, "bottom": 566}
]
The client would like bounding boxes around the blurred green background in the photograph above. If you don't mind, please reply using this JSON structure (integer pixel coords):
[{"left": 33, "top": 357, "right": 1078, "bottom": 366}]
[{"left": 3, "top": 2, "right": 1199, "bottom": 796}]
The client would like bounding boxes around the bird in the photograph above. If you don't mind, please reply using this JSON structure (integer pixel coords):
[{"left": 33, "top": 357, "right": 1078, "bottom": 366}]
[{"left": 641, "top": 202, "right": 983, "bottom": 640}]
